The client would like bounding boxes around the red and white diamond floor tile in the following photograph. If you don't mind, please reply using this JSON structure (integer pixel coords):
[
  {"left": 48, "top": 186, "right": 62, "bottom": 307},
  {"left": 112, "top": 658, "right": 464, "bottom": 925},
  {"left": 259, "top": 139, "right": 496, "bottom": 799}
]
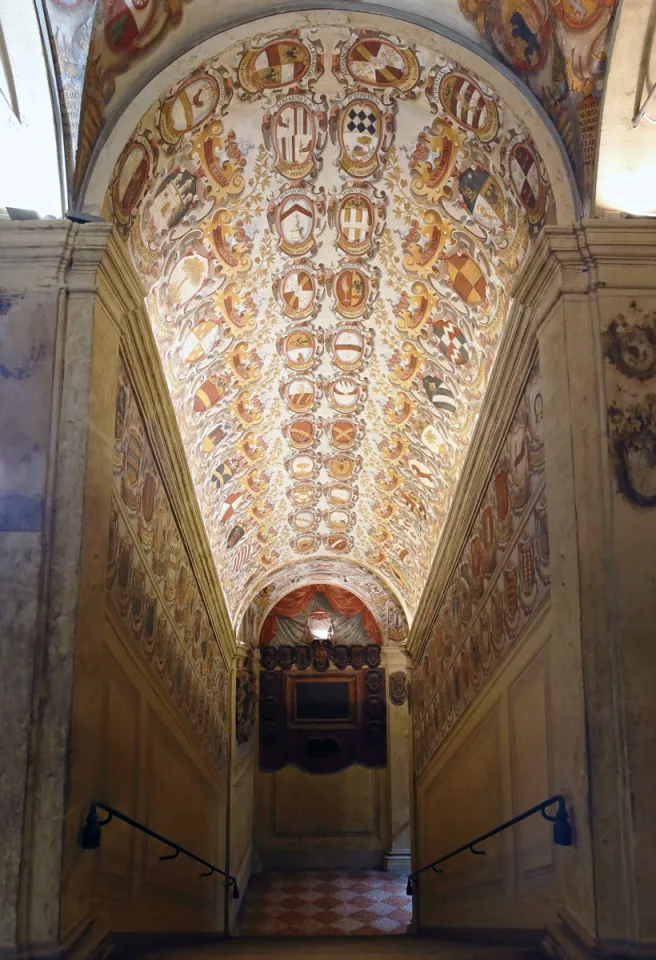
[{"left": 237, "top": 871, "right": 412, "bottom": 937}]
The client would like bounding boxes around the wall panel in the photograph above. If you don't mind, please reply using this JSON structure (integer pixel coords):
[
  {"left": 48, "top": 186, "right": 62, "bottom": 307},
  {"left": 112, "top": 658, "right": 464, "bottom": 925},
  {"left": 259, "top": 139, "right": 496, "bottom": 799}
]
[{"left": 415, "top": 607, "right": 561, "bottom": 932}]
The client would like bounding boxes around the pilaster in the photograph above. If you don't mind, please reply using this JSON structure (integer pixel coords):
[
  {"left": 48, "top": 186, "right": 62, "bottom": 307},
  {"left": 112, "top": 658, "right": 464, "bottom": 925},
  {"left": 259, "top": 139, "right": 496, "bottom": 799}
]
[
  {"left": 512, "top": 220, "right": 656, "bottom": 959},
  {"left": 382, "top": 644, "right": 411, "bottom": 874}
]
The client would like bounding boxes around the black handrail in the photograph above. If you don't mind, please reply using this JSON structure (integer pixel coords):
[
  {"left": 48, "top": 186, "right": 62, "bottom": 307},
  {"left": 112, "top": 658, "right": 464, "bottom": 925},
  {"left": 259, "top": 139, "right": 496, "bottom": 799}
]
[
  {"left": 406, "top": 794, "right": 571, "bottom": 896},
  {"left": 81, "top": 802, "right": 239, "bottom": 899}
]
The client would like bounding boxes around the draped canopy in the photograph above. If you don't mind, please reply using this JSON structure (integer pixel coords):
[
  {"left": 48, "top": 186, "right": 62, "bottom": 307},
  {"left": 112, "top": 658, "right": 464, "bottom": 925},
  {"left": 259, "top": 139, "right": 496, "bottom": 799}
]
[{"left": 259, "top": 585, "right": 381, "bottom": 646}]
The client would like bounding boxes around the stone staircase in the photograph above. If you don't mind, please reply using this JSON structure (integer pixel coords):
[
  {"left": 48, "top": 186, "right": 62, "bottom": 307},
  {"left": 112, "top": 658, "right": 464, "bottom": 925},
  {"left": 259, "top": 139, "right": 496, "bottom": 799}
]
[{"left": 132, "top": 937, "right": 544, "bottom": 959}]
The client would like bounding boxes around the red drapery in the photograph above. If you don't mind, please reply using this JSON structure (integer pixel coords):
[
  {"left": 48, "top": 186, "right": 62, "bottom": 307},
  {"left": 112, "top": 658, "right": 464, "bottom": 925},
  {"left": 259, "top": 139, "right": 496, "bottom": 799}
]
[{"left": 259, "top": 584, "right": 381, "bottom": 645}]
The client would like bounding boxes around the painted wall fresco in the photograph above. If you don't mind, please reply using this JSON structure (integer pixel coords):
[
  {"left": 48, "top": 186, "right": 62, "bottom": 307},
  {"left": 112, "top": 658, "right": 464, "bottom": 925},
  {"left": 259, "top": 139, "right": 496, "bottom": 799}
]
[
  {"left": 459, "top": 0, "right": 618, "bottom": 195},
  {"left": 604, "top": 303, "right": 656, "bottom": 507},
  {"left": 43, "top": 0, "right": 95, "bottom": 180},
  {"left": 236, "top": 651, "right": 257, "bottom": 748},
  {"left": 108, "top": 361, "right": 230, "bottom": 772},
  {"left": 105, "top": 24, "right": 554, "bottom": 626},
  {"left": 412, "top": 359, "right": 550, "bottom": 775}
]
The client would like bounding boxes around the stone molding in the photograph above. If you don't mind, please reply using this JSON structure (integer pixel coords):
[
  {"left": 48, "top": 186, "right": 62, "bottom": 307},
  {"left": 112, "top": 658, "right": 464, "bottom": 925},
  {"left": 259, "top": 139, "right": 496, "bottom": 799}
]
[{"left": 407, "top": 218, "right": 656, "bottom": 663}]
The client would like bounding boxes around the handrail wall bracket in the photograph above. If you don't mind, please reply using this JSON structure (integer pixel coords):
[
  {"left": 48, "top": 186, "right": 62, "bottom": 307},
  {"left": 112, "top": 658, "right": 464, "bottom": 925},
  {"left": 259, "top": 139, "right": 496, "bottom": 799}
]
[
  {"left": 80, "top": 801, "right": 239, "bottom": 900},
  {"left": 406, "top": 794, "right": 572, "bottom": 898}
]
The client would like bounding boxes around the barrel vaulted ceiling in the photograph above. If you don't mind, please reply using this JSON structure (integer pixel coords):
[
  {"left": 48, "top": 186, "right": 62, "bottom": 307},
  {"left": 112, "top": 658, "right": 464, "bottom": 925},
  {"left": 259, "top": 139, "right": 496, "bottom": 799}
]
[{"left": 101, "top": 13, "right": 566, "bottom": 625}]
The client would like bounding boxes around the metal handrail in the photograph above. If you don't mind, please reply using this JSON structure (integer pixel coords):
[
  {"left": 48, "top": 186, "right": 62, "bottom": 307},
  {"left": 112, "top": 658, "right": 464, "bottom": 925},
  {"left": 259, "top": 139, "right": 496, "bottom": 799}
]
[
  {"left": 81, "top": 801, "right": 239, "bottom": 899},
  {"left": 406, "top": 794, "right": 571, "bottom": 896}
]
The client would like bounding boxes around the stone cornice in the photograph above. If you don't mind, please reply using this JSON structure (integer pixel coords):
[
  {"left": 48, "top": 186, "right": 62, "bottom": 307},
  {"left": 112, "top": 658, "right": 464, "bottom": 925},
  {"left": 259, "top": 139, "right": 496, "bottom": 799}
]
[
  {"left": 0, "top": 220, "right": 76, "bottom": 291},
  {"left": 90, "top": 228, "right": 237, "bottom": 665},
  {"left": 407, "top": 218, "right": 656, "bottom": 663}
]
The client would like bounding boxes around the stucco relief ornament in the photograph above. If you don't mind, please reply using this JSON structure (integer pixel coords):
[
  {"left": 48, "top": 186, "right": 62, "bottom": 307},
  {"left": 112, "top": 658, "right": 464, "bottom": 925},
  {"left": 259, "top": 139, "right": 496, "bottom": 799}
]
[
  {"left": 332, "top": 30, "right": 423, "bottom": 99},
  {"left": 158, "top": 67, "right": 232, "bottom": 145},
  {"left": 603, "top": 307, "right": 656, "bottom": 380},
  {"left": 329, "top": 92, "right": 396, "bottom": 180},
  {"left": 234, "top": 31, "right": 324, "bottom": 101},
  {"left": 272, "top": 260, "right": 326, "bottom": 321},
  {"left": 326, "top": 324, "right": 374, "bottom": 373},
  {"left": 263, "top": 93, "right": 328, "bottom": 181},
  {"left": 327, "top": 261, "right": 379, "bottom": 320},
  {"left": 608, "top": 396, "right": 656, "bottom": 508},
  {"left": 268, "top": 182, "right": 326, "bottom": 258},
  {"left": 427, "top": 62, "right": 501, "bottom": 145}
]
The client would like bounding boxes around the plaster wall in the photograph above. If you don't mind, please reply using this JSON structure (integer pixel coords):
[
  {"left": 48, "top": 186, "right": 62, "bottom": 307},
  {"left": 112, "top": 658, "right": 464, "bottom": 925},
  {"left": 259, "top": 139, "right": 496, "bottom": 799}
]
[
  {"left": 415, "top": 605, "right": 561, "bottom": 933},
  {"left": 255, "top": 763, "right": 389, "bottom": 871}
]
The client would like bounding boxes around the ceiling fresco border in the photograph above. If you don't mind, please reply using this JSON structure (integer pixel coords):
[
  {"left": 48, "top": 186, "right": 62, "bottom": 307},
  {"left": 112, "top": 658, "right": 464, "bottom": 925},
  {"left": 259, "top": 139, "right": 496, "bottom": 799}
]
[
  {"left": 80, "top": 7, "right": 581, "bottom": 219},
  {"left": 94, "top": 10, "right": 582, "bottom": 628}
]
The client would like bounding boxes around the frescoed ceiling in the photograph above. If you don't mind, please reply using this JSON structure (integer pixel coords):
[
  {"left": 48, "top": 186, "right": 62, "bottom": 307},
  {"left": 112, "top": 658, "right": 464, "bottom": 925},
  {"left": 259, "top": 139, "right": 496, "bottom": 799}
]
[
  {"left": 103, "top": 15, "right": 561, "bottom": 625},
  {"left": 43, "top": 0, "right": 617, "bottom": 205}
]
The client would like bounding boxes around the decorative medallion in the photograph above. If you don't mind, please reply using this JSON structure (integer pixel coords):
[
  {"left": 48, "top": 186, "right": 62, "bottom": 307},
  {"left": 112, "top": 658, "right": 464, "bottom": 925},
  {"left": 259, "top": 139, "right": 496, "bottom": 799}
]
[
  {"left": 328, "top": 377, "right": 368, "bottom": 415},
  {"left": 608, "top": 397, "right": 656, "bottom": 507},
  {"left": 329, "top": 92, "right": 395, "bottom": 179},
  {"left": 287, "top": 483, "right": 322, "bottom": 508},
  {"left": 263, "top": 93, "right": 328, "bottom": 181},
  {"left": 445, "top": 252, "right": 487, "bottom": 306},
  {"left": 268, "top": 183, "right": 326, "bottom": 258},
  {"left": 324, "top": 509, "right": 356, "bottom": 532},
  {"left": 289, "top": 508, "right": 321, "bottom": 531},
  {"left": 325, "top": 483, "right": 358, "bottom": 506},
  {"left": 272, "top": 261, "right": 325, "bottom": 321},
  {"left": 327, "top": 262, "right": 379, "bottom": 319},
  {"left": 422, "top": 374, "right": 457, "bottom": 415},
  {"left": 179, "top": 319, "right": 221, "bottom": 365},
  {"left": 389, "top": 671, "right": 408, "bottom": 706},
  {"left": 109, "top": 134, "right": 158, "bottom": 231},
  {"left": 334, "top": 31, "right": 422, "bottom": 97},
  {"left": 603, "top": 308, "right": 656, "bottom": 380},
  {"left": 459, "top": 165, "right": 507, "bottom": 235},
  {"left": 489, "top": 0, "right": 550, "bottom": 71},
  {"left": 138, "top": 169, "right": 196, "bottom": 240},
  {"left": 428, "top": 65, "right": 501, "bottom": 144},
  {"left": 235, "top": 32, "right": 323, "bottom": 100},
  {"left": 159, "top": 68, "right": 231, "bottom": 144},
  {"left": 324, "top": 454, "right": 363, "bottom": 480},
  {"left": 280, "top": 376, "right": 322, "bottom": 413},
  {"left": 324, "top": 534, "right": 353, "bottom": 553},
  {"left": 325, "top": 417, "right": 365, "bottom": 450},
  {"left": 283, "top": 417, "right": 323, "bottom": 450},
  {"left": 326, "top": 325, "right": 374, "bottom": 372},
  {"left": 291, "top": 533, "right": 320, "bottom": 554},
  {"left": 328, "top": 182, "right": 386, "bottom": 258},
  {"left": 504, "top": 135, "right": 548, "bottom": 227},
  {"left": 285, "top": 453, "right": 321, "bottom": 480},
  {"left": 432, "top": 316, "right": 470, "bottom": 365},
  {"left": 276, "top": 326, "right": 323, "bottom": 372}
]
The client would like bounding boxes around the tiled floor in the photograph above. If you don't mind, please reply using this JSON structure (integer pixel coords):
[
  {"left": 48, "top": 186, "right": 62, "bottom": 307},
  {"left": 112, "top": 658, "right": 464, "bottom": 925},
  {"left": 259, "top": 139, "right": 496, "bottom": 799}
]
[{"left": 237, "top": 870, "right": 412, "bottom": 937}]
